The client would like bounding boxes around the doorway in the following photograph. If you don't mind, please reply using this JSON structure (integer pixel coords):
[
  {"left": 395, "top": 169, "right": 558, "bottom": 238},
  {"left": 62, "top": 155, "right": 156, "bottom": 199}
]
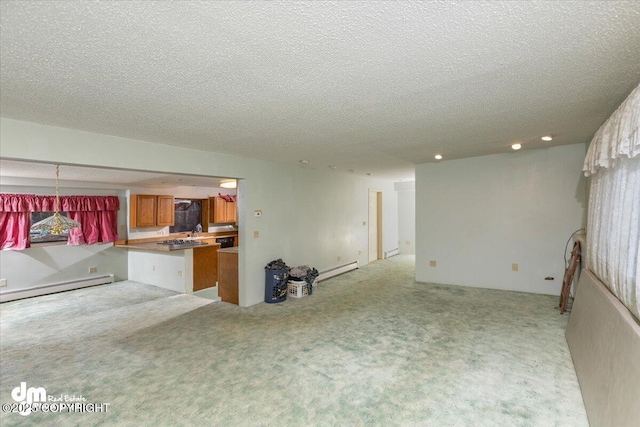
[{"left": 368, "top": 190, "right": 383, "bottom": 262}]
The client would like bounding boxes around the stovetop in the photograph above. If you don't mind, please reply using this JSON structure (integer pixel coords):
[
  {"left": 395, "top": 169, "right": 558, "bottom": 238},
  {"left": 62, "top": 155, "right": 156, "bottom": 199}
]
[
  {"left": 157, "top": 239, "right": 208, "bottom": 248},
  {"left": 158, "top": 239, "right": 188, "bottom": 245}
]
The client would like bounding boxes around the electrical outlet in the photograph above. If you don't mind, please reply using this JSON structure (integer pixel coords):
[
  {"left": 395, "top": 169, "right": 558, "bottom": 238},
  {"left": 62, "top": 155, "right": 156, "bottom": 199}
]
[
  {"left": 152, "top": 265, "right": 156, "bottom": 271},
  {"left": 406, "top": 241, "right": 411, "bottom": 246},
  {"left": 253, "top": 231, "right": 260, "bottom": 238},
  {"left": 0, "top": 279, "right": 7, "bottom": 287},
  {"left": 363, "top": 221, "right": 367, "bottom": 226},
  {"left": 178, "top": 270, "right": 182, "bottom": 277},
  {"left": 337, "top": 256, "right": 342, "bottom": 262},
  {"left": 512, "top": 263, "right": 519, "bottom": 272},
  {"left": 88, "top": 267, "right": 97, "bottom": 274},
  {"left": 429, "top": 260, "right": 437, "bottom": 267},
  {"left": 358, "top": 250, "right": 362, "bottom": 255}
]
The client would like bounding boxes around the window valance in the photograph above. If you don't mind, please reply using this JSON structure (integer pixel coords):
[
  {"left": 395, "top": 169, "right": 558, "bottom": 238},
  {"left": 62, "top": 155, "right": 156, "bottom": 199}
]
[
  {"left": 583, "top": 84, "right": 639, "bottom": 177},
  {"left": 0, "top": 194, "right": 120, "bottom": 213}
]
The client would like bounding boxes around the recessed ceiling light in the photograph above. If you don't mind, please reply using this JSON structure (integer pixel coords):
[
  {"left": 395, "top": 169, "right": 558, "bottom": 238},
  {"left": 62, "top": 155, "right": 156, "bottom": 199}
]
[
  {"left": 434, "top": 154, "right": 443, "bottom": 160},
  {"left": 541, "top": 135, "right": 553, "bottom": 141},
  {"left": 512, "top": 143, "right": 522, "bottom": 150},
  {"left": 299, "top": 160, "right": 309, "bottom": 164},
  {"left": 328, "top": 165, "right": 337, "bottom": 169}
]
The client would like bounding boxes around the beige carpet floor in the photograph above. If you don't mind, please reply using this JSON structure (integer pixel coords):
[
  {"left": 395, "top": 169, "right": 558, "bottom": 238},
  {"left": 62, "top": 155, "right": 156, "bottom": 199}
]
[{"left": 0, "top": 255, "right": 587, "bottom": 426}]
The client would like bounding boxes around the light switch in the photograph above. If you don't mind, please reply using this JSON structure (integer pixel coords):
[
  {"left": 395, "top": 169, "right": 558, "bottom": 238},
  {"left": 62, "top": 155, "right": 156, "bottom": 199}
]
[
  {"left": 429, "top": 260, "right": 437, "bottom": 267},
  {"left": 254, "top": 210, "right": 262, "bottom": 217},
  {"left": 512, "top": 263, "right": 519, "bottom": 272},
  {"left": 253, "top": 231, "right": 260, "bottom": 238}
]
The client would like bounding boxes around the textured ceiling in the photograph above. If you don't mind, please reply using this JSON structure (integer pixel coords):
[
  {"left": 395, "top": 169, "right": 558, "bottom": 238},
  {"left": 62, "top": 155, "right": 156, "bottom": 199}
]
[{"left": 1, "top": 1, "right": 640, "bottom": 181}]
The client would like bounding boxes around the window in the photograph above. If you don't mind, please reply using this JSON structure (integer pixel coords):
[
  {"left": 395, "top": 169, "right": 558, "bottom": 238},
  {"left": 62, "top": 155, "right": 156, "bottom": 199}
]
[
  {"left": 29, "top": 211, "right": 69, "bottom": 244},
  {"left": 0, "top": 194, "right": 120, "bottom": 251},
  {"left": 170, "top": 199, "right": 203, "bottom": 233}
]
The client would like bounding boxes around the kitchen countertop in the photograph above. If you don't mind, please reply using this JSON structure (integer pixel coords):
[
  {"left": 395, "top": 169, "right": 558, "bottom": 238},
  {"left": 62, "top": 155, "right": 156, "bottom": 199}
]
[
  {"left": 115, "top": 242, "right": 221, "bottom": 252},
  {"left": 114, "top": 229, "right": 238, "bottom": 251},
  {"left": 217, "top": 247, "right": 239, "bottom": 254}
]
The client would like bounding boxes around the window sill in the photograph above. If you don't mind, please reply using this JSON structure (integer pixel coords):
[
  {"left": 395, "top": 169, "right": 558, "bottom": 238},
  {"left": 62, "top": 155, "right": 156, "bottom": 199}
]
[{"left": 30, "top": 241, "right": 69, "bottom": 248}]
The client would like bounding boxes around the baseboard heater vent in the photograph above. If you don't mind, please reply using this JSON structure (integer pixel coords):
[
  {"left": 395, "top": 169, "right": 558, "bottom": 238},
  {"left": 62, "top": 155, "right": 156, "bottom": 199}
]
[
  {"left": 317, "top": 261, "right": 359, "bottom": 283},
  {"left": 0, "top": 274, "right": 115, "bottom": 303},
  {"left": 384, "top": 248, "right": 400, "bottom": 259}
]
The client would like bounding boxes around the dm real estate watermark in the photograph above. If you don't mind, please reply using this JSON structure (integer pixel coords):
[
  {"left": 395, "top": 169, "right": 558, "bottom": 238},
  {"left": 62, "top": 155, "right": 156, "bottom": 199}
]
[{"left": 3, "top": 382, "right": 110, "bottom": 417}]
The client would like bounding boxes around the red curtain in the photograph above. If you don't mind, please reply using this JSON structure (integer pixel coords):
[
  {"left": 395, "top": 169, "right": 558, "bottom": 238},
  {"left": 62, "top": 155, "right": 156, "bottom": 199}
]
[
  {"left": 0, "top": 194, "right": 119, "bottom": 212},
  {"left": 0, "top": 211, "right": 30, "bottom": 250},
  {"left": 0, "top": 194, "right": 120, "bottom": 250},
  {"left": 67, "top": 210, "right": 118, "bottom": 245}
]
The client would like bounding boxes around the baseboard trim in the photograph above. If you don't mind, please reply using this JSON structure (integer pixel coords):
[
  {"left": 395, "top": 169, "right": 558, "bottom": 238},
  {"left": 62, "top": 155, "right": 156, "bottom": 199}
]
[{"left": 0, "top": 274, "right": 115, "bottom": 302}]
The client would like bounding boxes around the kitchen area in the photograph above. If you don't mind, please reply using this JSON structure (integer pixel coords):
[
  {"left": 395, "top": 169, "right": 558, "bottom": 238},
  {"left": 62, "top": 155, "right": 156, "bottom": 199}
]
[{"left": 116, "top": 181, "right": 240, "bottom": 304}]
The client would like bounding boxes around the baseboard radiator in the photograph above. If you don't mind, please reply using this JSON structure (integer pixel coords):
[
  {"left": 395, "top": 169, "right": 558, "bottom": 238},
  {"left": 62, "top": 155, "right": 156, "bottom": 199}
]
[
  {"left": 0, "top": 274, "right": 115, "bottom": 303},
  {"left": 384, "top": 248, "right": 400, "bottom": 259},
  {"left": 317, "top": 261, "right": 359, "bottom": 283}
]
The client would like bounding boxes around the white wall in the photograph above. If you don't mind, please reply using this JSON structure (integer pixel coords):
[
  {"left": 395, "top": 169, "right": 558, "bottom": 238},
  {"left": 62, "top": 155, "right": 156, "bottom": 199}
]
[
  {"left": 0, "top": 118, "right": 399, "bottom": 307},
  {"left": 415, "top": 144, "right": 586, "bottom": 295},
  {"left": 128, "top": 249, "right": 191, "bottom": 293},
  {"left": 0, "top": 184, "right": 128, "bottom": 291},
  {"left": 395, "top": 181, "right": 416, "bottom": 254}
]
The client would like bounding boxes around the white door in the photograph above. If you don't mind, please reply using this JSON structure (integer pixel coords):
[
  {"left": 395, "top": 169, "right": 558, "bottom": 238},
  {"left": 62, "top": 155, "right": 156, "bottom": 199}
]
[{"left": 369, "top": 190, "right": 379, "bottom": 262}]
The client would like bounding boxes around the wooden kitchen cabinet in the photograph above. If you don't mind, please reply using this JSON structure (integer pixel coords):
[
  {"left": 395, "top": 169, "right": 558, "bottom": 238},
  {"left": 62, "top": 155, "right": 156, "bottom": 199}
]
[
  {"left": 225, "top": 199, "right": 237, "bottom": 223},
  {"left": 156, "top": 195, "right": 175, "bottom": 226},
  {"left": 218, "top": 248, "right": 239, "bottom": 304},
  {"left": 210, "top": 196, "right": 236, "bottom": 223},
  {"left": 130, "top": 194, "right": 175, "bottom": 228},
  {"left": 193, "top": 245, "right": 218, "bottom": 292}
]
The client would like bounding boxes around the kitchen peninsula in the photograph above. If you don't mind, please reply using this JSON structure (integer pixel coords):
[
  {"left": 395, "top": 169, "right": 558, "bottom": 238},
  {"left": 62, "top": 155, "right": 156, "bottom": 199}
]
[{"left": 115, "top": 230, "right": 238, "bottom": 296}]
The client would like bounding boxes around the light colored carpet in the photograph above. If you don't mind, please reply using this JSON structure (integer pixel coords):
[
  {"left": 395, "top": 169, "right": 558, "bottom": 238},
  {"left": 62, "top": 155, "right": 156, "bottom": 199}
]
[{"left": 0, "top": 255, "right": 587, "bottom": 426}]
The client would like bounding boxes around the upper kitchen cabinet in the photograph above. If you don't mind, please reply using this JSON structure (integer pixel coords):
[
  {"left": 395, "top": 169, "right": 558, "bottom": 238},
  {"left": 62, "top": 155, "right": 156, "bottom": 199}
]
[
  {"left": 156, "top": 195, "right": 175, "bottom": 226},
  {"left": 130, "top": 194, "right": 175, "bottom": 228},
  {"left": 210, "top": 196, "right": 236, "bottom": 224},
  {"left": 225, "top": 198, "right": 237, "bottom": 223}
]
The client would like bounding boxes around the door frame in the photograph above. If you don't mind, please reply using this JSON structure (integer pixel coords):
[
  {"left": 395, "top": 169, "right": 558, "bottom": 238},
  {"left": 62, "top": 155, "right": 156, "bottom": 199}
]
[{"left": 368, "top": 189, "right": 383, "bottom": 262}]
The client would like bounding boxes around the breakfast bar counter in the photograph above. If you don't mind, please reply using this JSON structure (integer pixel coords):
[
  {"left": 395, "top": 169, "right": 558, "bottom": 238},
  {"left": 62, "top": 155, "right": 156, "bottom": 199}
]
[{"left": 115, "top": 241, "right": 218, "bottom": 252}]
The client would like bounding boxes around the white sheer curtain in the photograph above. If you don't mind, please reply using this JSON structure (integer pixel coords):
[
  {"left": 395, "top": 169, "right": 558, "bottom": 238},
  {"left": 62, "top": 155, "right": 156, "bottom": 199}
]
[{"left": 584, "top": 84, "right": 640, "bottom": 320}]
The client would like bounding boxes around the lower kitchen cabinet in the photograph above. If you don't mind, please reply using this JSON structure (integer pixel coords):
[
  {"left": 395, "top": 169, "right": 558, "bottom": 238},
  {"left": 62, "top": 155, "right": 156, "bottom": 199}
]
[
  {"left": 217, "top": 248, "right": 238, "bottom": 304},
  {"left": 193, "top": 245, "right": 218, "bottom": 292}
]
